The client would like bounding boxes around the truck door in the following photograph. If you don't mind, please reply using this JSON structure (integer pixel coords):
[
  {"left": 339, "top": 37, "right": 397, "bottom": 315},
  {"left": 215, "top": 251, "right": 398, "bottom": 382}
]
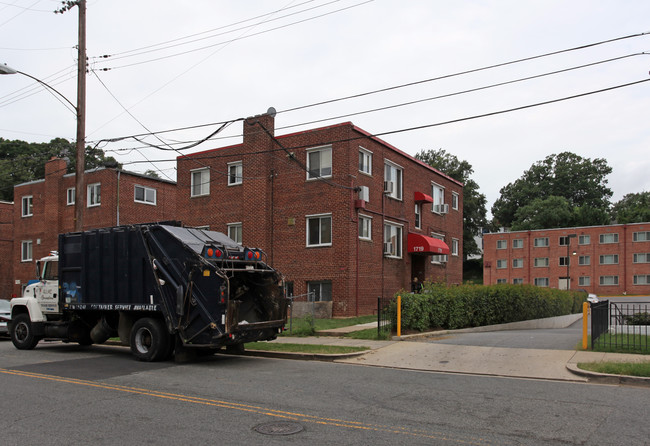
[{"left": 34, "top": 260, "right": 60, "bottom": 314}]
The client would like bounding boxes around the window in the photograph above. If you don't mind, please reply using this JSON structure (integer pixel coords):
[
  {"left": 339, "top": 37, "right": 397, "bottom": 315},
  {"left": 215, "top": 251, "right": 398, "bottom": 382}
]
[
  {"left": 414, "top": 203, "right": 421, "bottom": 229},
  {"left": 359, "top": 215, "right": 372, "bottom": 240},
  {"left": 634, "top": 275, "right": 650, "bottom": 285},
  {"left": 306, "top": 214, "right": 332, "bottom": 247},
  {"left": 451, "top": 192, "right": 459, "bottom": 211},
  {"left": 513, "top": 278, "right": 524, "bottom": 285},
  {"left": 134, "top": 185, "right": 156, "bottom": 205},
  {"left": 431, "top": 182, "right": 445, "bottom": 213},
  {"left": 496, "top": 279, "right": 507, "bottom": 284},
  {"left": 284, "top": 281, "right": 294, "bottom": 298},
  {"left": 67, "top": 188, "right": 75, "bottom": 205},
  {"left": 307, "top": 146, "right": 332, "bottom": 179},
  {"left": 512, "top": 239, "right": 523, "bottom": 249},
  {"left": 384, "top": 161, "right": 403, "bottom": 200},
  {"left": 496, "top": 240, "right": 507, "bottom": 250},
  {"left": 384, "top": 222, "right": 403, "bottom": 258},
  {"left": 451, "top": 238, "right": 459, "bottom": 256},
  {"left": 599, "top": 233, "right": 619, "bottom": 244},
  {"left": 633, "top": 231, "right": 650, "bottom": 242},
  {"left": 430, "top": 233, "right": 447, "bottom": 263},
  {"left": 191, "top": 168, "right": 210, "bottom": 197},
  {"left": 534, "top": 278, "right": 549, "bottom": 287},
  {"left": 579, "top": 235, "right": 590, "bottom": 245},
  {"left": 599, "top": 275, "right": 619, "bottom": 286},
  {"left": 21, "top": 240, "right": 32, "bottom": 262},
  {"left": 307, "top": 280, "right": 332, "bottom": 302},
  {"left": 358, "top": 147, "right": 372, "bottom": 175},
  {"left": 633, "top": 253, "right": 650, "bottom": 263},
  {"left": 559, "top": 236, "right": 569, "bottom": 246},
  {"left": 534, "top": 257, "right": 549, "bottom": 267},
  {"left": 21, "top": 196, "right": 33, "bottom": 217},
  {"left": 496, "top": 259, "right": 507, "bottom": 269},
  {"left": 513, "top": 258, "right": 523, "bottom": 268},
  {"left": 579, "top": 255, "right": 590, "bottom": 265},
  {"left": 579, "top": 276, "right": 591, "bottom": 286},
  {"left": 87, "top": 183, "right": 101, "bottom": 207},
  {"left": 599, "top": 254, "right": 619, "bottom": 265},
  {"left": 227, "top": 161, "right": 243, "bottom": 185},
  {"left": 227, "top": 223, "right": 242, "bottom": 244},
  {"left": 534, "top": 237, "right": 549, "bottom": 247},
  {"left": 559, "top": 256, "right": 569, "bottom": 266}
]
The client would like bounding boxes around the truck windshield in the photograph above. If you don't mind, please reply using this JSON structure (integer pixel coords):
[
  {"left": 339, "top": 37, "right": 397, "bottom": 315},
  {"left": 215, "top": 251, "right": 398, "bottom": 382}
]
[{"left": 43, "top": 261, "right": 59, "bottom": 281}]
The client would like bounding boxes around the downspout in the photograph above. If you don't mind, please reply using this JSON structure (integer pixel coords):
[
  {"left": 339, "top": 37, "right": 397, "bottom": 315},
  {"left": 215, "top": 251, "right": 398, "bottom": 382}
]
[{"left": 270, "top": 169, "right": 275, "bottom": 266}]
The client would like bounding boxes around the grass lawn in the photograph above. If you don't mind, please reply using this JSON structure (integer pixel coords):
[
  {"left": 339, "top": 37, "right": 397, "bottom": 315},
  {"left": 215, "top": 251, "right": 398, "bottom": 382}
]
[
  {"left": 244, "top": 342, "right": 369, "bottom": 354},
  {"left": 578, "top": 361, "right": 650, "bottom": 377},
  {"left": 590, "top": 333, "right": 650, "bottom": 355},
  {"left": 282, "top": 315, "right": 378, "bottom": 337}
]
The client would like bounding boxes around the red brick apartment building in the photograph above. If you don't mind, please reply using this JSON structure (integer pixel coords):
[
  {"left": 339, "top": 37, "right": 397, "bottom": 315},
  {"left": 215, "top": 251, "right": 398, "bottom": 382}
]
[
  {"left": 176, "top": 113, "right": 463, "bottom": 317},
  {"left": 0, "top": 201, "right": 13, "bottom": 299},
  {"left": 11, "top": 158, "right": 177, "bottom": 296},
  {"left": 483, "top": 223, "right": 650, "bottom": 295}
]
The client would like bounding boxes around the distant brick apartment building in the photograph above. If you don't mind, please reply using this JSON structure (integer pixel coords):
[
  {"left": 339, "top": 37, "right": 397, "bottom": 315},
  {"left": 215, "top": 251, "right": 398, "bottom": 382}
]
[
  {"left": 176, "top": 113, "right": 463, "bottom": 317},
  {"left": 11, "top": 158, "right": 176, "bottom": 296},
  {"left": 483, "top": 223, "right": 650, "bottom": 295},
  {"left": 0, "top": 200, "right": 13, "bottom": 299}
]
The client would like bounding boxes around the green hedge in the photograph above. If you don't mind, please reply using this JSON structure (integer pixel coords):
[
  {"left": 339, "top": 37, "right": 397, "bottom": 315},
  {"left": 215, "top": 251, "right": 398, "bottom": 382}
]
[{"left": 390, "top": 284, "right": 586, "bottom": 331}]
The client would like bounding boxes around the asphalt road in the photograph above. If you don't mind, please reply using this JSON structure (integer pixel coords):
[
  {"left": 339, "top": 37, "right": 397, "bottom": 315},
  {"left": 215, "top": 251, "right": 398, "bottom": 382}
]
[{"left": 1, "top": 339, "right": 649, "bottom": 445}]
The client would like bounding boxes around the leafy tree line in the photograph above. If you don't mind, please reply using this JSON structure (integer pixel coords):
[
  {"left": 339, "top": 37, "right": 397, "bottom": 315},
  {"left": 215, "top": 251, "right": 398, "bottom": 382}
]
[{"left": 0, "top": 137, "right": 119, "bottom": 202}]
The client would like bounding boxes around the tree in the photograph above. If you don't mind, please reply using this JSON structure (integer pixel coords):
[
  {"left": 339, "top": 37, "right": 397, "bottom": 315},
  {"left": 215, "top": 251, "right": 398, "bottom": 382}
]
[
  {"left": 415, "top": 149, "right": 488, "bottom": 260},
  {"left": 610, "top": 191, "right": 650, "bottom": 223},
  {"left": 491, "top": 152, "right": 612, "bottom": 228},
  {"left": 0, "top": 137, "right": 119, "bottom": 202}
]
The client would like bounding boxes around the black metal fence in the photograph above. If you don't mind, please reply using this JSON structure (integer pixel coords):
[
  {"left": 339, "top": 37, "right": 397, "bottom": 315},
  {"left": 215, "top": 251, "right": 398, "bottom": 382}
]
[
  {"left": 591, "top": 300, "right": 650, "bottom": 353},
  {"left": 377, "top": 296, "right": 394, "bottom": 338}
]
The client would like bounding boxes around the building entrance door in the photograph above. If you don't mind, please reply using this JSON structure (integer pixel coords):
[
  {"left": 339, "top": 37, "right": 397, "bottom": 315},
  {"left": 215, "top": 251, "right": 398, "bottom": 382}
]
[{"left": 558, "top": 277, "right": 570, "bottom": 290}]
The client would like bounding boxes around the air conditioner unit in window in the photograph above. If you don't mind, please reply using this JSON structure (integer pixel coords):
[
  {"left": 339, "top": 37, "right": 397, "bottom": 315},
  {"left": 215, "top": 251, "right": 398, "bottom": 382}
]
[
  {"left": 434, "top": 203, "right": 449, "bottom": 214},
  {"left": 383, "top": 181, "right": 394, "bottom": 194},
  {"left": 383, "top": 242, "right": 393, "bottom": 255},
  {"left": 358, "top": 185, "right": 369, "bottom": 202}
]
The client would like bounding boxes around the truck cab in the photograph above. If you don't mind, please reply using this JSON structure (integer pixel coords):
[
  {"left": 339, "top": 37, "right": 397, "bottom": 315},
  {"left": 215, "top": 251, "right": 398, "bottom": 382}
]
[{"left": 22, "top": 253, "right": 61, "bottom": 315}]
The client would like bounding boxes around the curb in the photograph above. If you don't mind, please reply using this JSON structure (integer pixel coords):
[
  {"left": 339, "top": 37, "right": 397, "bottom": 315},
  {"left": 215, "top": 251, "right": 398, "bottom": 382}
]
[
  {"left": 228, "top": 349, "right": 369, "bottom": 361},
  {"left": 566, "top": 363, "right": 650, "bottom": 387}
]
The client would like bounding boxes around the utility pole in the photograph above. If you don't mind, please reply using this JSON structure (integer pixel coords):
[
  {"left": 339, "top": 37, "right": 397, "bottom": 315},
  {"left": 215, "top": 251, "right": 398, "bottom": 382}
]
[{"left": 57, "top": 0, "right": 86, "bottom": 231}]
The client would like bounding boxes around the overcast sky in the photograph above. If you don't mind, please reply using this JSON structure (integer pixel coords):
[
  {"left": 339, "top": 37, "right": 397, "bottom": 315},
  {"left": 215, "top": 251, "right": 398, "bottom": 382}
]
[{"left": 2, "top": 0, "right": 649, "bottom": 216}]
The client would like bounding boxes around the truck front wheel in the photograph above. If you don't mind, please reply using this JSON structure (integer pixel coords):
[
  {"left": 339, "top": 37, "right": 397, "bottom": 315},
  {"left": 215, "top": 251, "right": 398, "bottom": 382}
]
[
  {"left": 130, "top": 318, "right": 170, "bottom": 362},
  {"left": 11, "top": 314, "right": 40, "bottom": 350}
]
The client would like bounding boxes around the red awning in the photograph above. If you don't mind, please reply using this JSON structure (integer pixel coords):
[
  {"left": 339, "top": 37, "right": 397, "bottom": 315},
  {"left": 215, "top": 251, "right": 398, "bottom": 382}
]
[
  {"left": 414, "top": 191, "right": 434, "bottom": 203},
  {"left": 407, "top": 233, "right": 450, "bottom": 255}
]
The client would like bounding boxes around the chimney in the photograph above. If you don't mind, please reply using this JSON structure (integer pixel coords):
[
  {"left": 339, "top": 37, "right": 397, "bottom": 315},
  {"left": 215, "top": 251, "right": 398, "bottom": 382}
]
[
  {"left": 45, "top": 157, "right": 68, "bottom": 178},
  {"left": 243, "top": 107, "right": 276, "bottom": 146}
]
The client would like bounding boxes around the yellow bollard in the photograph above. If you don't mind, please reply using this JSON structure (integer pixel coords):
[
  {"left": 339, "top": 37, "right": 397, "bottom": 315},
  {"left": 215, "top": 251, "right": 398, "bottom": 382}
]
[
  {"left": 582, "top": 301, "right": 589, "bottom": 350},
  {"left": 397, "top": 295, "right": 401, "bottom": 337}
]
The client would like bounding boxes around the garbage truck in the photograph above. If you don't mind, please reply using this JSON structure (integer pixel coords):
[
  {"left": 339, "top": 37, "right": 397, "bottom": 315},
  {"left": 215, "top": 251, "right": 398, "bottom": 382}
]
[{"left": 9, "top": 223, "right": 288, "bottom": 361}]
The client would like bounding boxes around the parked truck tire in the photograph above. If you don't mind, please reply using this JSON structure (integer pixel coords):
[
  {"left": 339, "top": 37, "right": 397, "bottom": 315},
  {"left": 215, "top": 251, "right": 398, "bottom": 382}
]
[
  {"left": 130, "top": 317, "right": 171, "bottom": 362},
  {"left": 11, "top": 313, "right": 40, "bottom": 350}
]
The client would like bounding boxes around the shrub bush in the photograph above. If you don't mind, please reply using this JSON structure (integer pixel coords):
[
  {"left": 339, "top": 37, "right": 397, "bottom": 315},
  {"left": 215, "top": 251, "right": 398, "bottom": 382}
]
[{"left": 389, "top": 284, "right": 586, "bottom": 332}]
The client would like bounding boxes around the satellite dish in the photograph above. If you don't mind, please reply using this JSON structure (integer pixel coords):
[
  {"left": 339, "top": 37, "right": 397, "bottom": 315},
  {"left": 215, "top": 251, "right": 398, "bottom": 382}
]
[{"left": 267, "top": 106, "right": 277, "bottom": 117}]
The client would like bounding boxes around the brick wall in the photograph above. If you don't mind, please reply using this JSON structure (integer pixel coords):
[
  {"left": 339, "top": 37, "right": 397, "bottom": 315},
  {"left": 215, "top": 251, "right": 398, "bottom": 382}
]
[{"left": 0, "top": 201, "right": 13, "bottom": 299}]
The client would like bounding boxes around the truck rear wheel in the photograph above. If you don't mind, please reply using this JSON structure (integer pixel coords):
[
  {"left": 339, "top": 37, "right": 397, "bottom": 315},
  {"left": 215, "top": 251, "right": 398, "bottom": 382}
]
[
  {"left": 130, "top": 318, "right": 170, "bottom": 362},
  {"left": 11, "top": 314, "right": 40, "bottom": 350}
]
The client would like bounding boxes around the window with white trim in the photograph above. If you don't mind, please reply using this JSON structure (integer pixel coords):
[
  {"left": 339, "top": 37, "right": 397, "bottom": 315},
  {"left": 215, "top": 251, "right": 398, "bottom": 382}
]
[
  {"left": 414, "top": 203, "right": 421, "bottom": 229},
  {"left": 227, "top": 223, "right": 242, "bottom": 244},
  {"left": 66, "top": 188, "right": 75, "bottom": 205},
  {"left": 534, "top": 257, "right": 549, "bottom": 267},
  {"left": 496, "top": 278, "right": 507, "bottom": 284},
  {"left": 384, "top": 161, "right": 403, "bottom": 200},
  {"left": 358, "top": 147, "right": 372, "bottom": 175},
  {"left": 513, "top": 278, "right": 524, "bottom": 285},
  {"left": 496, "top": 259, "right": 507, "bottom": 269},
  {"left": 579, "top": 235, "right": 590, "bottom": 245},
  {"left": 307, "top": 146, "right": 332, "bottom": 180},
  {"left": 431, "top": 182, "right": 445, "bottom": 213},
  {"left": 307, "top": 280, "right": 332, "bottom": 302},
  {"left": 579, "top": 276, "right": 591, "bottom": 286},
  {"left": 559, "top": 256, "right": 569, "bottom": 266},
  {"left": 512, "top": 239, "right": 523, "bottom": 249},
  {"left": 633, "top": 253, "right": 650, "bottom": 263},
  {"left": 451, "top": 192, "right": 459, "bottom": 211},
  {"left": 634, "top": 275, "right": 650, "bottom": 285},
  {"left": 191, "top": 168, "right": 210, "bottom": 197},
  {"left": 579, "top": 255, "right": 590, "bottom": 265},
  {"left": 228, "top": 161, "right": 243, "bottom": 185},
  {"left": 21, "top": 240, "right": 32, "bottom": 262},
  {"left": 599, "top": 275, "right": 619, "bottom": 286},
  {"left": 384, "top": 221, "right": 403, "bottom": 258},
  {"left": 134, "top": 185, "right": 156, "bottom": 205},
  {"left": 451, "top": 238, "right": 459, "bottom": 256},
  {"left": 534, "top": 237, "right": 549, "bottom": 247},
  {"left": 359, "top": 215, "right": 372, "bottom": 241},
  {"left": 513, "top": 258, "right": 524, "bottom": 268},
  {"left": 599, "top": 254, "right": 619, "bottom": 265},
  {"left": 430, "top": 232, "right": 447, "bottom": 263},
  {"left": 87, "top": 183, "right": 101, "bottom": 207},
  {"left": 534, "top": 277, "right": 549, "bottom": 287},
  {"left": 496, "top": 240, "right": 507, "bottom": 249},
  {"left": 633, "top": 231, "right": 650, "bottom": 242},
  {"left": 306, "top": 214, "right": 332, "bottom": 247},
  {"left": 599, "top": 233, "right": 619, "bottom": 244},
  {"left": 21, "top": 195, "right": 33, "bottom": 217}
]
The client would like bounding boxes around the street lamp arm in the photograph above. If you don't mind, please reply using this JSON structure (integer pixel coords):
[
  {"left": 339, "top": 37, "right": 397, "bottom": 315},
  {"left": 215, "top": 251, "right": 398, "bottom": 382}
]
[{"left": 12, "top": 69, "right": 77, "bottom": 112}]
